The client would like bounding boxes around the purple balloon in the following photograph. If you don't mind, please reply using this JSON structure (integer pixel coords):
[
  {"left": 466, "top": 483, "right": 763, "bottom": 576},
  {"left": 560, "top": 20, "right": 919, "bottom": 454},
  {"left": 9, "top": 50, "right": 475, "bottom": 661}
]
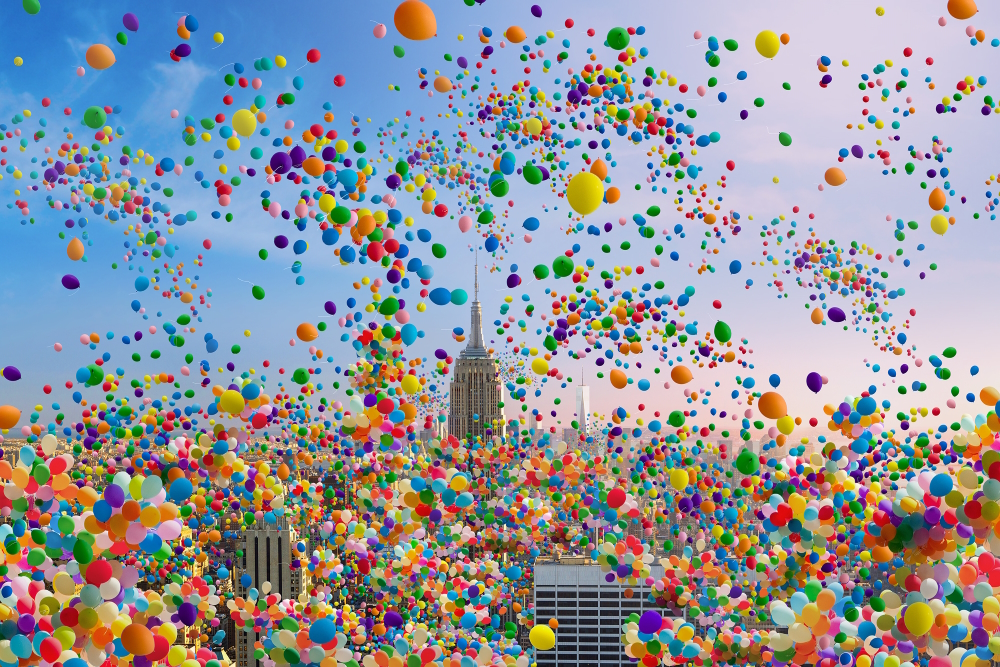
[
  {"left": 178, "top": 602, "right": 198, "bottom": 626},
  {"left": 383, "top": 611, "right": 403, "bottom": 628},
  {"left": 274, "top": 235, "right": 289, "bottom": 249},
  {"left": 530, "top": 4, "right": 542, "bottom": 17},
  {"left": 122, "top": 12, "right": 139, "bottom": 32},
  {"left": 827, "top": 307, "right": 846, "bottom": 323},
  {"left": 324, "top": 301, "right": 337, "bottom": 315},
  {"left": 506, "top": 273, "right": 521, "bottom": 289},
  {"left": 104, "top": 484, "right": 125, "bottom": 508},
  {"left": 851, "top": 144, "right": 864, "bottom": 159},
  {"left": 288, "top": 145, "right": 307, "bottom": 168},
  {"left": 61, "top": 274, "right": 80, "bottom": 290},
  {"left": 806, "top": 372, "right": 823, "bottom": 394},
  {"left": 175, "top": 43, "right": 192, "bottom": 58},
  {"left": 638, "top": 610, "right": 662, "bottom": 634},
  {"left": 1, "top": 367, "right": 20, "bottom": 382},
  {"left": 270, "top": 151, "right": 292, "bottom": 174}
]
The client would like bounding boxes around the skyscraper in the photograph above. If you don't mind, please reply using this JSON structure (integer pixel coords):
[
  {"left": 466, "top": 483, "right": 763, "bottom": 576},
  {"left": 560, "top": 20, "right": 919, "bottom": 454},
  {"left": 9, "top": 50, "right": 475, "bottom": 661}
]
[
  {"left": 575, "top": 373, "right": 590, "bottom": 438},
  {"left": 448, "top": 254, "right": 505, "bottom": 441}
]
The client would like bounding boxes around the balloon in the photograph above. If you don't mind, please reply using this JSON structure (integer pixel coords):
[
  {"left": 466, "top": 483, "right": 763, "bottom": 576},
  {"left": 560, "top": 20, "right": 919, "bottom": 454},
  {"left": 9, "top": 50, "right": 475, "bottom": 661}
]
[
  {"left": 121, "top": 624, "right": 155, "bottom": 656},
  {"left": 0, "top": 405, "right": 21, "bottom": 429},
  {"left": 1, "top": 367, "right": 20, "bottom": 382},
  {"left": 135, "top": 276, "right": 150, "bottom": 291},
  {"left": 768, "top": 373, "right": 781, "bottom": 388},
  {"left": 904, "top": 602, "right": 933, "bottom": 636},
  {"left": 735, "top": 448, "right": 759, "bottom": 475},
  {"left": 824, "top": 167, "right": 846, "bottom": 186},
  {"left": 433, "top": 76, "right": 452, "bottom": 93},
  {"left": 670, "top": 365, "right": 693, "bottom": 384},
  {"left": 66, "top": 237, "right": 84, "bottom": 260},
  {"left": 669, "top": 469, "right": 689, "bottom": 489},
  {"left": 948, "top": 0, "right": 978, "bottom": 19},
  {"left": 607, "top": 27, "right": 630, "bottom": 50},
  {"left": 609, "top": 369, "right": 627, "bottom": 389},
  {"left": 373, "top": 23, "right": 387, "bottom": 38},
  {"left": 394, "top": 0, "right": 437, "bottom": 41},
  {"left": 806, "top": 372, "right": 823, "bottom": 393},
  {"left": 458, "top": 216, "right": 472, "bottom": 232},
  {"left": 729, "top": 260, "right": 742, "bottom": 274},
  {"left": 757, "top": 392, "right": 787, "bottom": 419},
  {"left": 755, "top": 30, "right": 780, "bottom": 58},
  {"left": 713, "top": 320, "right": 731, "bottom": 343},
  {"left": 22, "top": 0, "right": 40, "bottom": 15},
  {"left": 506, "top": 26, "right": 526, "bottom": 43},
  {"left": 778, "top": 132, "right": 792, "bottom": 146},
  {"left": 827, "top": 307, "right": 846, "bottom": 323},
  {"left": 529, "top": 625, "right": 555, "bottom": 651},
  {"left": 219, "top": 390, "right": 245, "bottom": 415},
  {"left": 85, "top": 44, "right": 116, "bottom": 70},
  {"left": 296, "top": 322, "right": 319, "bottom": 342},
  {"left": 566, "top": 172, "right": 603, "bottom": 216},
  {"left": 232, "top": 109, "right": 257, "bottom": 137},
  {"left": 61, "top": 274, "right": 80, "bottom": 290},
  {"left": 930, "top": 214, "right": 949, "bottom": 235},
  {"left": 928, "top": 187, "right": 946, "bottom": 210}
]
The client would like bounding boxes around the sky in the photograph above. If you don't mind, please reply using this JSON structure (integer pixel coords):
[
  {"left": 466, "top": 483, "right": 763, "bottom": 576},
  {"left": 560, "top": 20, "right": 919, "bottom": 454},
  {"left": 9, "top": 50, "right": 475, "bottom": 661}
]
[{"left": 1, "top": 0, "right": 999, "bottom": 441}]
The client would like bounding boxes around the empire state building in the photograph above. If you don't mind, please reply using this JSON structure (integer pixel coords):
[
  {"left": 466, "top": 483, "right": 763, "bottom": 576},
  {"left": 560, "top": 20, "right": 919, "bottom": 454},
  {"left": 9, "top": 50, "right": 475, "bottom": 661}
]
[{"left": 448, "top": 257, "right": 505, "bottom": 441}]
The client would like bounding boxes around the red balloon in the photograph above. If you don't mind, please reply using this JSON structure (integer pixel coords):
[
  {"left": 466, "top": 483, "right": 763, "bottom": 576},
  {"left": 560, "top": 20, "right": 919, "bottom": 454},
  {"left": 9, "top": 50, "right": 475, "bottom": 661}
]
[
  {"left": 564, "top": 18, "right": 574, "bottom": 28},
  {"left": 307, "top": 48, "right": 321, "bottom": 63},
  {"left": 334, "top": 74, "right": 346, "bottom": 87},
  {"left": 251, "top": 412, "right": 267, "bottom": 430},
  {"left": 41, "top": 98, "right": 50, "bottom": 108},
  {"left": 606, "top": 487, "right": 626, "bottom": 509},
  {"left": 712, "top": 300, "right": 722, "bottom": 309},
  {"left": 43, "top": 385, "right": 51, "bottom": 394},
  {"left": 86, "top": 559, "right": 113, "bottom": 585},
  {"left": 726, "top": 160, "right": 735, "bottom": 171},
  {"left": 434, "top": 203, "right": 448, "bottom": 217},
  {"left": 202, "top": 239, "right": 212, "bottom": 249}
]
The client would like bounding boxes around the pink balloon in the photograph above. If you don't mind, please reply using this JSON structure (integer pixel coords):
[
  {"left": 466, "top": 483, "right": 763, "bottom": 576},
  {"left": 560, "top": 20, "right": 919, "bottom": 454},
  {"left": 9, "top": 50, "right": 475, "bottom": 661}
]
[
  {"left": 693, "top": 31, "right": 702, "bottom": 39},
  {"left": 268, "top": 202, "right": 281, "bottom": 218},
  {"left": 458, "top": 215, "right": 473, "bottom": 233},
  {"left": 76, "top": 67, "right": 85, "bottom": 76},
  {"left": 395, "top": 310, "right": 410, "bottom": 324},
  {"left": 523, "top": 234, "right": 532, "bottom": 243},
  {"left": 938, "top": 16, "right": 947, "bottom": 26},
  {"left": 696, "top": 85, "right": 706, "bottom": 97},
  {"left": 79, "top": 334, "right": 90, "bottom": 345},
  {"left": 53, "top": 343, "right": 62, "bottom": 352},
  {"left": 373, "top": 23, "right": 387, "bottom": 38}
]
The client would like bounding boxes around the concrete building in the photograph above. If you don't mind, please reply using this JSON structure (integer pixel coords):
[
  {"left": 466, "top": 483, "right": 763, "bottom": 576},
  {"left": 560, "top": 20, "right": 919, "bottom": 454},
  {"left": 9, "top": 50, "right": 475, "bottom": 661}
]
[
  {"left": 448, "top": 256, "right": 505, "bottom": 441},
  {"left": 234, "top": 514, "right": 310, "bottom": 667},
  {"left": 533, "top": 557, "right": 678, "bottom": 667}
]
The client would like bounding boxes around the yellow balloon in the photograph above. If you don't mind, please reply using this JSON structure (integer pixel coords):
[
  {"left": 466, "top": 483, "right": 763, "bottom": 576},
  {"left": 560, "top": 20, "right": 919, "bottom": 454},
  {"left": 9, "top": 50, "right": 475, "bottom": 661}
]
[
  {"left": 566, "top": 171, "right": 603, "bottom": 216},
  {"left": 13, "top": 57, "right": 22, "bottom": 67},
  {"left": 777, "top": 415, "right": 795, "bottom": 435},
  {"left": 213, "top": 32, "right": 224, "bottom": 44},
  {"left": 755, "top": 30, "right": 780, "bottom": 58},
  {"left": 930, "top": 214, "right": 949, "bottom": 235},
  {"left": 903, "top": 601, "right": 933, "bottom": 636},
  {"left": 525, "top": 117, "right": 543, "bottom": 136},
  {"left": 232, "top": 109, "right": 257, "bottom": 138},
  {"left": 669, "top": 469, "right": 689, "bottom": 490},
  {"left": 531, "top": 357, "right": 549, "bottom": 375},
  {"left": 219, "top": 390, "right": 245, "bottom": 415},
  {"left": 400, "top": 374, "right": 420, "bottom": 395},
  {"left": 529, "top": 625, "right": 555, "bottom": 651}
]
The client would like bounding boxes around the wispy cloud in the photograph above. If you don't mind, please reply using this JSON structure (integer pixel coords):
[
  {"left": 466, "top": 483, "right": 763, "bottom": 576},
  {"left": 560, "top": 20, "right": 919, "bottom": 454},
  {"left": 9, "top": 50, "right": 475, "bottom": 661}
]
[{"left": 129, "top": 60, "right": 213, "bottom": 141}]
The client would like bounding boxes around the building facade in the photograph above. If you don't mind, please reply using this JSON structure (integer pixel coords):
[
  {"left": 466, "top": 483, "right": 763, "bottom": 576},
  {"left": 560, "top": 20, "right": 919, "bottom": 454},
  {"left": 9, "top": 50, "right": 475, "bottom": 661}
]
[
  {"left": 533, "top": 557, "right": 677, "bottom": 667},
  {"left": 448, "top": 259, "right": 505, "bottom": 441},
  {"left": 234, "top": 514, "right": 309, "bottom": 667},
  {"left": 575, "top": 381, "right": 590, "bottom": 438}
]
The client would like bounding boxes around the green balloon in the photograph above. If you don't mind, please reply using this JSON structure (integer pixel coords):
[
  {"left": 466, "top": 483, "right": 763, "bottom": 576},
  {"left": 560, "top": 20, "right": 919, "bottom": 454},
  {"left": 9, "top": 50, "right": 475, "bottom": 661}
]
[
  {"left": 714, "top": 320, "right": 732, "bottom": 343},
  {"left": 607, "top": 27, "right": 630, "bottom": 50},
  {"left": 723, "top": 39, "right": 739, "bottom": 51},
  {"left": 252, "top": 285, "right": 265, "bottom": 300},
  {"left": 552, "top": 255, "right": 574, "bottom": 278},
  {"left": 532, "top": 264, "right": 550, "bottom": 280},
  {"left": 395, "top": 161, "right": 409, "bottom": 177},
  {"left": 292, "top": 368, "right": 310, "bottom": 384},
  {"left": 735, "top": 448, "right": 760, "bottom": 475},
  {"left": 489, "top": 177, "right": 509, "bottom": 197},
  {"left": 73, "top": 537, "right": 93, "bottom": 564},
  {"left": 116, "top": 32, "right": 128, "bottom": 46},
  {"left": 22, "top": 0, "right": 40, "bottom": 14},
  {"left": 83, "top": 106, "right": 107, "bottom": 130},
  {"left": 667, "top": 410, "right": 685, "bottom": 428},
  {"left": 432, "top": 243, "right": 447, "bottom": 258},
  {"left": 523, "top": 164, "right": 543, "bottom": 185},
  {"left": 393, "top": 45, "right": 406, "bottom": 58},
  {"left": 477, "top": 210, "right": 494, "bottom": 225},
  {"left": 258, "top": 249, "right": 268, "bottom": 260},
  {"left": 646, "top": 205, "right": 661, "bottom": 217},
  {"left": 778, "top": 132, "right": 792, "bottom": 147},
  {"left": 378, "top": 296, "right": 399, "bottom": 316},
  {"left": 331, "top": 206, "right": 352, "bottom": 224}
]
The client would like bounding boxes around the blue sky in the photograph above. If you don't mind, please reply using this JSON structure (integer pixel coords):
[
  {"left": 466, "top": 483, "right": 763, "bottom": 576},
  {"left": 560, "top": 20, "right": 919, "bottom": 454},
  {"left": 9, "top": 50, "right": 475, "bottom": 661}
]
[{"left": 2, "top": 0, "right": 1000, "bottom": 439}]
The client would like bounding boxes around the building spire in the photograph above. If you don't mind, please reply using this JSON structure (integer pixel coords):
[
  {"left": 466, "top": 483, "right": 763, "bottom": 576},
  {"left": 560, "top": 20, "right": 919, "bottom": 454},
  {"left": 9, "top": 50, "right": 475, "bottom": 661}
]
[
  {"left": 474, "top": 248, "right": 479, "bottom": 302},
  {"left": 466, "top": 252, "right": 486, "bottom": 353}
]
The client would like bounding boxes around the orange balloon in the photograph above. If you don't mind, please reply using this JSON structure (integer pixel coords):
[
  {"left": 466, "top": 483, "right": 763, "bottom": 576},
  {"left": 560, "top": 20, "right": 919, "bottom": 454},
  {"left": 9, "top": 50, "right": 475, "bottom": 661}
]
[
  {"left": 121, "top": 624, "right": 155, "bottom": 656},
  {"left": 928, "top": 187, "right": 946, "bottom": 211},
  {"left": 301, "top": 156, "right": 325, "bottom": 178},
  {"left": 605, "top": 186, "right": 620, "bottom": 204},
  {"left": 779, "top": 33, "right": 790, "bottom": 45},
  {"left": 609, "top": 369, "right": 628, "bottom": 389},
  {"left": 758, "top": 392, "right": 788, "bottom": 419},
  {"left": 590, "top": 159, "right": 608, "bottom": 180},
  {"left": 85, "top": 44, "right": 116, "bottom": 70},
  {"left": 670, "top": 365, "right": 693, "bottom": 385},
  {"left": 810, "top": 307, "right": 824, "bottom": 324},
  {"left": 0, "top": 406, "right": 20, "bottom": 430},
  {"left": 296, "top": 323, "right": 319, "bottom": 342},
  {"left": 356, "top": 215, "right": 376, "bottom": 236},
  {"left": 433, "top": 76, "right": 452, "bottom": 93},
  {"left": 394, "top": 0, "right": 437, "bottom": 41},
  {"left": 824, "top": 167, "right": 846, "bottom": 187},
  {"left": 67, "top": 237, "right": 85, "bottom": 261},
  {"left": 947, "top": 0, "right": 977, "bottom": 19},
  {"left": 506, "top": 26, "right": 526, "bottom": 43}
]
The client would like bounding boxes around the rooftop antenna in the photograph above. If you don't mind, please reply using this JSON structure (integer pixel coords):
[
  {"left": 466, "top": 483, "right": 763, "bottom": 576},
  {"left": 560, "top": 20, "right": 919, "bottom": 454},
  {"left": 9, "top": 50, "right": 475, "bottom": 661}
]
[{"left": 474, "top": 248, "right": 479, "bottom": 301}]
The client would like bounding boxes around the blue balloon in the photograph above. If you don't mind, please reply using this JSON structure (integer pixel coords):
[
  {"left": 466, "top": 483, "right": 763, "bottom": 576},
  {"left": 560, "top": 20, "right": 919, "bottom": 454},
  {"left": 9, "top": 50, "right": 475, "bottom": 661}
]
[
  {"left": 743, "top": 376, "right": 755, "bottom": 389},
  {"left": 485, "top": 236, "right": 499, "bottom": 252},
  {"left": 929, "top": 473, "right": 953, "bottom": 498},
  {"left": 75, "top": 367, "right": 90, "bottom": 383},
  {"left": 400, "top": 323, "right": 418, "bottom": 346},
  {"left": 322, "top": 228, "right": 340, "bottom": 245},
  {"left": 768, "top": 374, "right": 780, "bottom": 388},
  {"left": 135, "top": 276, "right": 150, "bottom": 291},
  {"left": 240, "top": 573, "right": 252, "bottom": 588},
  {"left": 339, "top": 246, "right": 356, "bottom": 263},
  {"left": 429, "top": 288, "right": 452, "bottom": 306},
  {"left": 729, "top": 260, "right": 742, "bottom": 274},
  {"left": 293, "top": 239, "right": 308, "bottom": 255},
  {"left": 523, "top": 217, "right": 540, "bottom": 231},
  {"left": 292, "top": 76, "right": 305, "bottom": 91},
  {"left": 169, "top": 477, "right": 193, "bottom": 502},
  {"left": 206, "top": 338, "right": 219, "bottom": 353},
  {"left": 309, "top": 618, "right": 337, "bottom": 644},
  {"left": 856, "top": 396, "right": 877, "bottom": 416},
  {"left": 130, "top": 300, "right": 141, "bottom": 312}
]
